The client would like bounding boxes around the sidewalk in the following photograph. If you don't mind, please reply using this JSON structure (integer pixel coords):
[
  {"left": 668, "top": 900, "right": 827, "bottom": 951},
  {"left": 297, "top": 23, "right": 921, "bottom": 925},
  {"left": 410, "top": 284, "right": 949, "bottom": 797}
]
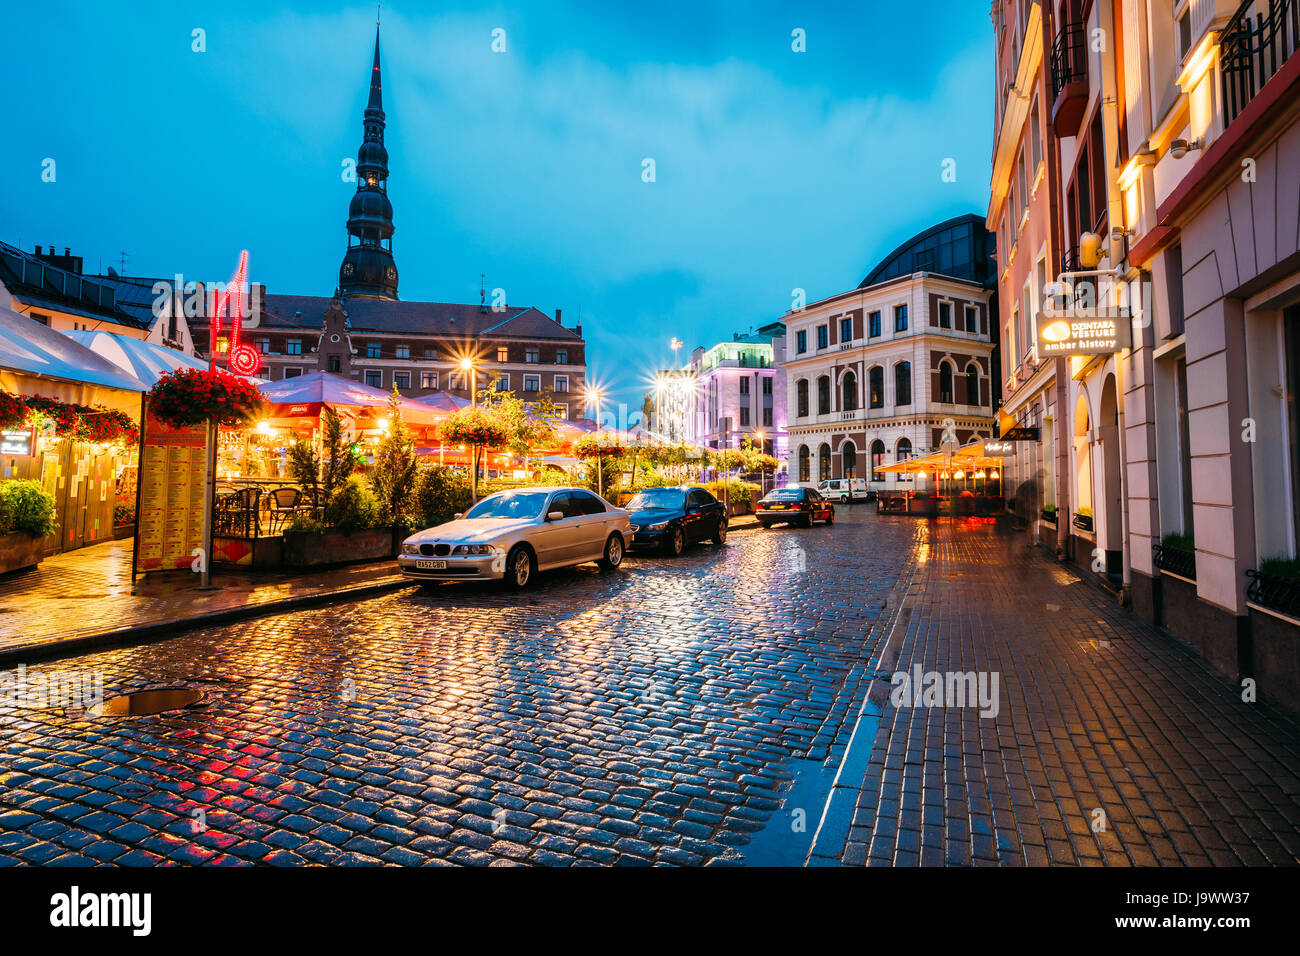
[
  {"left": 0, "top": 540, "right": 411, "bottom": 664},
  {"left": 837, "top": 519, "right": 1300, "bottom": 866}
]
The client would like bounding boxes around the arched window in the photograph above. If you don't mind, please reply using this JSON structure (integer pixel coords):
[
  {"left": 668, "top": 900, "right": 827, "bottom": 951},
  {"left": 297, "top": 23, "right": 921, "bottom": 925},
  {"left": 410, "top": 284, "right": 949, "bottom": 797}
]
[
  {"left": 798, "top": 445, "right": 810, "bottom": 482},
  {"left": 870, "top": 439, "right": 886, "bottom": 482},
  {"left": 896, "top": 438, "right": 912, "bottom": 482},
  {"left": 796, "top": 379, "right": 809, "bottom": 418},
  {"left": 938, "top": 361, "right": 954, "bottom": 403},
  {"left": 842, "top": 371, "right": 857, "bottom": 411},
  {"left": 817, "top": 376, "right": 831, "bottom": 415},
  {"left": 842, "top": 440, "right": 857, "bottom": 478},
  {"left": 895, "top": 361, "right": 912, "bottom": 406},
  {"left": 869, "top": 366, "right": 884, "bottom": 408},
  {"left": 818, "top": 443, "right": 832, "bottom": 480},
  {"left": 966, "top": 363, "right": 981, "bottom": 406}
]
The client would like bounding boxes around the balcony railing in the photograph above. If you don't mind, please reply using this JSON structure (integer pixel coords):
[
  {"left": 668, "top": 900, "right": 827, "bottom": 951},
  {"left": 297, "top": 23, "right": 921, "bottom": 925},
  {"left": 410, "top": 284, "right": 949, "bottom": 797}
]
[
  {"left": 1153, "top": 543, "right": 1198, "bottom": 580},
  {"left": 1051, "top": 20, "right": 1087, "bottom": 99},
  {"left": 1221, "top": 0, "right": 1300, "bottom": 127}
]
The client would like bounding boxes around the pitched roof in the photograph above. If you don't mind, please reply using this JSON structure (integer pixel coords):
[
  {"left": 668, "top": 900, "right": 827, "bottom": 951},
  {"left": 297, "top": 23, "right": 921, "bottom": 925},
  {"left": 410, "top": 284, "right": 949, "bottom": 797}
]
[
  {"left": 0, "top": 243, "right": 146, "bottom": 328},
  {"left": 257, "top": 294, "right": 581, "bottom": 340}
]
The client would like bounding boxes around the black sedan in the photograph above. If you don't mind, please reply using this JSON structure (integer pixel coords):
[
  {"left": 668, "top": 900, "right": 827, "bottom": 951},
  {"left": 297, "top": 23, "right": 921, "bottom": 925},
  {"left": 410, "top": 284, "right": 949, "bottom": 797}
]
[
  {"left": 755, "top": 486, "right": 834, "bottom": 528},
  {"left": 625, "top": 485, "right": 728, "bottom": 556}
]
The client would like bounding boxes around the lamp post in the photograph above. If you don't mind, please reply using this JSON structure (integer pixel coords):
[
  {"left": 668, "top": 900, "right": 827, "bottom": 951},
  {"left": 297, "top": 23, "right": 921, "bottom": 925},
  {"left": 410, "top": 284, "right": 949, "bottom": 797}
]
[
  {"left": 461, "top": 357, "right": 480, "bottom": 502},
  {"left": 754, "top": 429, "right": 766, "bottom": 495},
  {"left": 586, "top": 385, "right": 605, "bottom": 498}
]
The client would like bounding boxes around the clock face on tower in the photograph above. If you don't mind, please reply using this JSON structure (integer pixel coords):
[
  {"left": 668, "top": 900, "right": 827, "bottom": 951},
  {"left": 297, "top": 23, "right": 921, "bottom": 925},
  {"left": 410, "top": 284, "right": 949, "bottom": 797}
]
[
  {"left": 386, "top": 266, "right": 396, "bottom": 280},
  {"left": 343, "top": 263, "right": 355, "bottom": 275}
]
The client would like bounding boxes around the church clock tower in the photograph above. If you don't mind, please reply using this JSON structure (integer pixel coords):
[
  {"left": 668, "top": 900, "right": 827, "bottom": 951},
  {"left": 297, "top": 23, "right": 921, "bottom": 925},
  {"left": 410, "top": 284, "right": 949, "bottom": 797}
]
[{"left": 339, "top": 24, "right": 398, "bottom": 299}]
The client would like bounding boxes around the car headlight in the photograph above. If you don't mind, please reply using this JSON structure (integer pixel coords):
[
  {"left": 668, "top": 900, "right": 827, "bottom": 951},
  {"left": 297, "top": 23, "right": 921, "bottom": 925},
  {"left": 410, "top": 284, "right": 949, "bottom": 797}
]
[
  {"left": 401, "top": 542, "right": 420, "bottom": 554},
  {"left": 647, "top": 522, "right": 670, "bottom": 531},
  {"left": 452, "top": 544, "right": 497, "bottom": 556}
]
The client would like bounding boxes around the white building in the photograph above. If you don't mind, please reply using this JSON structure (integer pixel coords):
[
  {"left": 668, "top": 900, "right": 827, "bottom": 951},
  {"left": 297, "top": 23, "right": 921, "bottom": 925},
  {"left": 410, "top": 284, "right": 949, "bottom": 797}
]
[{"left": 779, "top": 216, "right": 999, "bottom": 488}]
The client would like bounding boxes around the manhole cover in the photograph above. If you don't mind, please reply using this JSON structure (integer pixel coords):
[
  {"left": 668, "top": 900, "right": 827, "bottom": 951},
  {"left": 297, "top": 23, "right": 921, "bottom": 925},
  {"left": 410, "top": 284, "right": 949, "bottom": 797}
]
[{"left": 90, "top": 687, "right": 203, "bottom": 716}]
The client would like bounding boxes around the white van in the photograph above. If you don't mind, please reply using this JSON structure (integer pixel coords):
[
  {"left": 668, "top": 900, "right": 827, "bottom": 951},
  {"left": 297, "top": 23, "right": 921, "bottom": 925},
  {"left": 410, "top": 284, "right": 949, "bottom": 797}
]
[{"left": 817, "top": 478, "right": 868, "bottom": 502}]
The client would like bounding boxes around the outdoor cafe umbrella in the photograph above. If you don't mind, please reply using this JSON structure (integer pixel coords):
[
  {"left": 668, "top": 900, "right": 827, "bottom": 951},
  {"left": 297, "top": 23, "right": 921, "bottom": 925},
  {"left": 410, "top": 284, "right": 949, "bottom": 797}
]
[
  {"left": 59, "top": 329, "right": 228, "bottom": 388},
  {"left": 257, "top": 371, "right": 447, "bottom": 426}
]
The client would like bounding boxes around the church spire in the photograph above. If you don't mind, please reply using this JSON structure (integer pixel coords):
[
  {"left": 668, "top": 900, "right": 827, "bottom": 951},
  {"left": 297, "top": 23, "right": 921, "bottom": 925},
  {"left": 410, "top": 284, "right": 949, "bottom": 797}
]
[{"left": 339, "top": 22, "right": 398, "bottom": 299}]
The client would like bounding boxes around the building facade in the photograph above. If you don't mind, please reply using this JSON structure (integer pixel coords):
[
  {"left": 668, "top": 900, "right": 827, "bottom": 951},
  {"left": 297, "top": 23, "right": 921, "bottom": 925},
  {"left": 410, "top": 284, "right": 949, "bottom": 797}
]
[
  {"left": 989, "top": 0, "right": 1300, "bottom": 711},
  {"left": 681, "top": 334, "right": 783, "bottom": 454},
  {"left": 780, "top": 216, "right": 998, "bottom": 489}
]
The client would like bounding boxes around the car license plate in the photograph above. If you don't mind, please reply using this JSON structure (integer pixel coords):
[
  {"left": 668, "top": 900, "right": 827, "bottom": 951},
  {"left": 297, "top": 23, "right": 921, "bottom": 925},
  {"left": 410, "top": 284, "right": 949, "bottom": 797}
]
[
  {"left": 768, "top": 504, "right": 786, "bottom": 510},
  {"left": 415, "top": 559, "right": 446, "bottom": 570}
]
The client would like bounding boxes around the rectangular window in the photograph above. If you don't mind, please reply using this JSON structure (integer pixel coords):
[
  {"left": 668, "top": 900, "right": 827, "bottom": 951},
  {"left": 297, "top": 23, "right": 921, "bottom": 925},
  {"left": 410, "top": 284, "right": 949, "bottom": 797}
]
[
  {"left": 554, "top": 375, "right": 569, "bottom": 392},
  {"left": 423, "top": 347, "right": 436, "bottom": 359},
  {"left": 556, "top": 349, "right": 568, "bottom": 364},
  {"left": 869, "top": 311, "right": 882, "bottom": 337},
  {"left": 286, "top": 339, "right": 302, "bottom": 355},
  {"left": 524, "top": 375, "right": 540, "bottom": 391},
  {"left": 366, "top": 343, "right": 381, "bottom": 358},
  {"left": 739, "top": 377, "right": 750, "bottom": 395},
  {"left": 740, "top": 407, "right": 750, "bottom": 426},
  {"left": 394, "top": 372, "right": 410, "bottom": 389},
  {"left": 762, "top": 377, "right": 772, "bottom": 395},
  {"left": 938, "top": 301, "right": 952, "bottom": 329},
  {"left": 762, "top": 407, "right": 772, "bottom": 426},
  {"left": 1029, "top": 97, "right": 1043, "bottom": 169},
  {"left": 817, "top": 325, "right": 828, "bottom": 349},
  {"left": 1007, "top": 312, "right": 1018, "bottom": 368},
  {"left": 364, "top": 370, "right": 382, "bottom": 388},
  {"left": 327, "top": 354, "right": 341, "bottom": 373},
  {"left": 284, "top": 367, "right": 303, "bottom": 379},
  {"left": 840, "top": 317, "right": 852, "bottom": 342},
  {"left": 495, "top": 373, "right": 509, "bottom": 391},
  {"left": 796, "top": 330, "right": 808, "bottom": 353},
  {"left": 421, "top": 372, "right": 438, "bottom": 389},
  {"left": 497, "top": 346, "right": 509, "bottom": 362},
  {"left": 395, "top": 345, "right": 410, "bottom": 359},
  {"left": 964, "top": 305, "right": 978, "bottom": 333},
  {"left": 894, "top": 304, "right": 908, "bottom": 332},
  {"left": 30, "top": 312, "right": 50, "bottom": 326},
  {"left": 1021, "top": 281, "right": 1033, "bottom": 359},
  {"left": 256, "top": 337, "right": 270, "bottom": 353},
  {"left": 555, "top": 403, "right": 568, "bottom": 420},
  {"left": 525, "top": 348, "right": 540, "bottom": 363}
]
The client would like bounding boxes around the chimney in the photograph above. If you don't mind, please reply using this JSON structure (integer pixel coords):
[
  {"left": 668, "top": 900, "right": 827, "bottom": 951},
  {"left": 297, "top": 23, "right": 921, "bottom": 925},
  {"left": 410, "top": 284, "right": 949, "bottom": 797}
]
[
  {"left": 575, "top": 324, "right": 582, "bottom": 338},
  {"left": 555, "top": 308, "right": 562, "bottom": 324}
]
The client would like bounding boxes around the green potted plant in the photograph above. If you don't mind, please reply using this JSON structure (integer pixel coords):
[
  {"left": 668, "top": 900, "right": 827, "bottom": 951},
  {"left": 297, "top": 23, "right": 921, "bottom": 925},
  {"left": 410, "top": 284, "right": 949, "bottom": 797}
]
[
  {"left": 0, "top": 480, "right": 58, "bottom": 574},
  {"left": 1073, "top": 506, "right": 1094, "bottom": 532},
  {"left": 1041, "top": 503, "right": 1058, "bottom": 524}
]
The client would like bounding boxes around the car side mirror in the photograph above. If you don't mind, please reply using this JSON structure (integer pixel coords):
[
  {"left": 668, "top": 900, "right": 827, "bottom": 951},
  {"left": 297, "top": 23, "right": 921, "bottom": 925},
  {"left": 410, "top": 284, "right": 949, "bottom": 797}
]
[
  {"left": 453, "top": 513, "right": 464, "bottom": 520},
  {"left": 547, "top": 511, "right": 564, "bottom": 522}
]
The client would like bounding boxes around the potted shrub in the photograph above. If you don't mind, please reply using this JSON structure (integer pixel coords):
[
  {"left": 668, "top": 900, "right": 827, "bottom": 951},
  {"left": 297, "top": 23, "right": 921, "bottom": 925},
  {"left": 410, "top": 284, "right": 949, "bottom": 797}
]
[
  {"left": 908, "top": 490, "right": 938, "bottom": 516},
  {"left": 1072, "top": 506, "right": 1094, "bottom": 532},
  {"left": 1041, "top": 503, "right": 1058, "bottom": 524},
  {"left": 0, "top": 480, "right": 58, "bottom": 574},
  {"left": 283, "top": 476, "right": 394, "bottom": 567}
]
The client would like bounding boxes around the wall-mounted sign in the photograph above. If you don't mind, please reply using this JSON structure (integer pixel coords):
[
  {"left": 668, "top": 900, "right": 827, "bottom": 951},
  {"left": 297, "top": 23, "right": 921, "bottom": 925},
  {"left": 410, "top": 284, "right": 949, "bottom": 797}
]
[
  {"left": 1, "top": 429, "right": 35, "bottom": 457},
  {"left": 1001, "top": 426, "right": 1040, "bottom": 441},
  {"left": 983, "top": 440, "right": 1015, "bottom": 457},
  {"left": 1036, "top": 309, "right": 1132, "bottom": 356}
]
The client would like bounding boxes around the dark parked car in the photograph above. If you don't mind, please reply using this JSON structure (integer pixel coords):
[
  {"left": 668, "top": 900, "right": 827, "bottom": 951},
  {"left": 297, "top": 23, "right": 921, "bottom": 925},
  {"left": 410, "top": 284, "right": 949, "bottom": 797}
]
[
  {"left": 626, "top": 485, "right": 728, "bottom": 556},
  {"left": 755, "top": 486, "right": 834, "bottom": 528}
]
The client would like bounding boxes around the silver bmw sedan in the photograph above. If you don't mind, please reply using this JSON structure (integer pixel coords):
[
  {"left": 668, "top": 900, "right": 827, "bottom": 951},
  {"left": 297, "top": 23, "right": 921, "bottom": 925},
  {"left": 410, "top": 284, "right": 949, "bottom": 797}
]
[{"left": 397, "top": 486, "right": 631, "bottom": 588}]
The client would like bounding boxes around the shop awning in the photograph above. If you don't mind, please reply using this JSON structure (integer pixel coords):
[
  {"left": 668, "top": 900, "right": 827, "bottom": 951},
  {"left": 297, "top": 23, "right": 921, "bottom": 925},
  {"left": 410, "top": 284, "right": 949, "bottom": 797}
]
[
  {"left": 59, "top": 330, "right": 219, "bottom": 387},
  {"left": 0, "top": 305, "right": 146, "bottom": 392},
  {"left": 258, "top": 371, "right": 448, "bottom": 425}
]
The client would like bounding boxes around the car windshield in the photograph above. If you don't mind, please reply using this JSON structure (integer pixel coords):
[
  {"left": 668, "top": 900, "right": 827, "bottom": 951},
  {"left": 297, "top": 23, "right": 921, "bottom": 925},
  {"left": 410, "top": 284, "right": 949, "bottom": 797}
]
[
  {"left": 627, "top": 488, "right": 686, "bottom": 510},
  {"left": 766, "top": 488, "right": 804, "bottom": 500},
  {"left": 463, "top": 491, "right": 550, "bottom": 519}
]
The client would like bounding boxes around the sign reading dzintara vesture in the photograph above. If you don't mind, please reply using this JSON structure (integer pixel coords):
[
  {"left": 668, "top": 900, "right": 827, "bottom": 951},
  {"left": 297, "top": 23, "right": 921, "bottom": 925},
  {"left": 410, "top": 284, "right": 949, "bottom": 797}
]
[{"left": 1035, "top": 309, "right": 1132, "bottom": 357}]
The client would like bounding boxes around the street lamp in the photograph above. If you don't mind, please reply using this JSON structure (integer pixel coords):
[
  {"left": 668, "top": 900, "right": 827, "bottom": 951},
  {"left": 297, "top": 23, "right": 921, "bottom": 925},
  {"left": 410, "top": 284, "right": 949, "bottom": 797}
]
[
  {"left": 670, "top": 337, "right": 683, "bottom": 368},
  {"left": 754, "top": 429, "right": 766, "bottom": 494},
  {"left": 461, "top": 356, "right": 481, "bottom": 501},
  {"left": 585, "top": 385, "right": 605, "bottom": 498}
]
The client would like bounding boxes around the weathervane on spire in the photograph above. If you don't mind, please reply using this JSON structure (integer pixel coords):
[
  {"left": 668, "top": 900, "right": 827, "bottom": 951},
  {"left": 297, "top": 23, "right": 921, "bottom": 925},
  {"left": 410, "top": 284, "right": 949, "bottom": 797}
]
[{"left": 376, "top": 3, "right": 381, "bottom": 26}]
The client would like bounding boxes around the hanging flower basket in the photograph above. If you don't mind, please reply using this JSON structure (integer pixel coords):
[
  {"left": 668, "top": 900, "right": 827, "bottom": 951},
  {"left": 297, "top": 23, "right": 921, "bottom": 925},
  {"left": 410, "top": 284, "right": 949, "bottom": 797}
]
[
  {"left": 574, "top": 434, "right": 625, "bottom": 460},
  {"left": 74, "top": 406, "right": 138, "bottom": 445},
  {"left": 147, "top": 367, "right": 262, "bottom": 430},
  {"left": 22, "top": 396, "right": 81, "bottom": 437},
  {"left": 439, "top": 408, "right": 507, "bottom": 448},
  {"left": 0, "top": 391, "right": 25, "bottom": 431}
]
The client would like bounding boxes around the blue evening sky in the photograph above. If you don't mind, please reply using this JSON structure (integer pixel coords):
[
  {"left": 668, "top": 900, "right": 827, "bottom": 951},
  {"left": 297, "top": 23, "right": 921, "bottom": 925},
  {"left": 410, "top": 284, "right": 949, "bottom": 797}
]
[{"left": 0, "top": 0, "right": 994, "bottom": 420}]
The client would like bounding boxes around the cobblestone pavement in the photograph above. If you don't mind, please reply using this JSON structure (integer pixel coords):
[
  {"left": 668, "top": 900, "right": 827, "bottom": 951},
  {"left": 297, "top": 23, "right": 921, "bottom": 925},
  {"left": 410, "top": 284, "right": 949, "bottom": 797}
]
[
  {"left": 2, "top": 511, "right": 1298, "bottom": 867},
  {"left": 0, "top": 508, "right": 904, "bottom": 866},
  {"left": 0, "top": 539, "right": 408, "bottom": 655},
  {"left": 845, "top": 519, "right": 1300, "bottom": 867}
]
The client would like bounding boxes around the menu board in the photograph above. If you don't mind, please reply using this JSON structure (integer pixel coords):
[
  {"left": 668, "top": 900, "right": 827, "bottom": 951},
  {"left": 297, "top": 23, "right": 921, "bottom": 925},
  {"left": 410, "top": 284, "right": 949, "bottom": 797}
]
[{"left": 135, "top": 412, "right": 208, "bottom": 572}]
